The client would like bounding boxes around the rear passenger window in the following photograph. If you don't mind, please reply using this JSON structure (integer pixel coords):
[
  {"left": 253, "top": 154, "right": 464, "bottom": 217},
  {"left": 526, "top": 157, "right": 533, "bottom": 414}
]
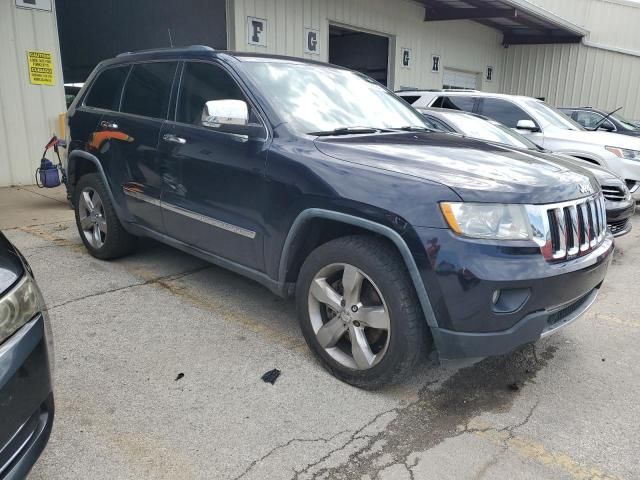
[
  {"left": 398, "top": 95, "right": 421, "bottom": 105},
  {"left": 478, "top": 98, "right": 534, "bottom": 128},
  {"left": 121, "top": 62, "right": 177, "bottom": 119},
  {"left": 84, "top": 66, "right": 129, "bottom": 111},
  {"left": 177, "top": 62, "right": 246, "bottom": 125},
  {"left": 433, "top": 96, "right": 475, "bottom": 112}
]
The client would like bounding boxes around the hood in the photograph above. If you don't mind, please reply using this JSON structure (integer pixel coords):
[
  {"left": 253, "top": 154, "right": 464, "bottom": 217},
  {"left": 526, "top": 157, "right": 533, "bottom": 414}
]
[
  {"left": 0, "top": 232, "right": 24, "bottom": 296},
  {"left": 314, "top": 132, "right": 598, "bottom": 204},
  {"left": 548, "top": 128, "right": 640, "bottom": 150},
  {"left": 549, "top": 153, "right": 624, "bottom": 186}
]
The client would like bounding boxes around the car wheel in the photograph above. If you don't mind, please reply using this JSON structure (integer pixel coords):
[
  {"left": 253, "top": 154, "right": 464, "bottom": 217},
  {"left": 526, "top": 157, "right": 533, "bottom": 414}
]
[
  {"left": 296, "top": 235, "right": 430, "bottom": 388},
  {"left": 74, "top": 173, "right": 136, "bottom": 259}
]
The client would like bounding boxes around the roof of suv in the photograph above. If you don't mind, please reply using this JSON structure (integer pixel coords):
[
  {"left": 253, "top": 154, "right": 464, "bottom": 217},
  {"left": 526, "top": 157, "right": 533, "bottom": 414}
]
[
  {"left": 101, "top": 45, "right": 344, "bottom": 70},
  {"left": 397, "top": 89, "right": 536, "bottom": 102}
]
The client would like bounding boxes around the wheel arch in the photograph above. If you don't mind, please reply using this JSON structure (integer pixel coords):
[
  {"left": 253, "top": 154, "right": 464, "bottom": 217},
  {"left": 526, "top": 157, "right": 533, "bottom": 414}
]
[
  {"left": 279, "top": 208, "right": 439, "bottom": 328},
  {"left": 67, "top": 150, "right": 117, "bottom": 207}
]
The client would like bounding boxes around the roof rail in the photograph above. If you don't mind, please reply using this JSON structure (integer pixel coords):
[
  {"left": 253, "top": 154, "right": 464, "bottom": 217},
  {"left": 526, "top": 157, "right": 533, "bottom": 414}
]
[{"left": 116, "top": 45, "right": 215, "bottom": 57}]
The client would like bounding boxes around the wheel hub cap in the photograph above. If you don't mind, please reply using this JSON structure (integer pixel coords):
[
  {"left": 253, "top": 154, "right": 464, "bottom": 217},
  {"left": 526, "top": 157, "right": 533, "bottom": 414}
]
[{"left": 308, "top": 263, "right": 391, "bottom": 371}]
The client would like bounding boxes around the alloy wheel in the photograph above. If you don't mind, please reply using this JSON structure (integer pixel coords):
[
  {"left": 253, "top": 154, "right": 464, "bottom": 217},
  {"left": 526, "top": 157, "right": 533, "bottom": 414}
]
[
  {"left": 308, "top": 263, "right": 391, "bottom": 370},
  {"left": 78, "top": 187, "right": 107, "bottom": 249}
]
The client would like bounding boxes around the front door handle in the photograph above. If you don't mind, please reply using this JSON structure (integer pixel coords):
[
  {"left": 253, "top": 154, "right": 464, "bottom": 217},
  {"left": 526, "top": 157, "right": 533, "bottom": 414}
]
[
  {"left": 100, "top": 120, "right": 119, "bottom": 130},
  {"left": 162, "top": 134, "right": 187, "bottom": 145}
]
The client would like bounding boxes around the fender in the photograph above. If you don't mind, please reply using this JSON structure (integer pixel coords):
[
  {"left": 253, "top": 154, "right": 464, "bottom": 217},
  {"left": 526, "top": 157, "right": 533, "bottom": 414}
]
[
  {"left": 67, "top": 150, "right": 117, "bottom": 207},
  {"left": 278, "top": 208, "right": 439, "bottom": 328}
]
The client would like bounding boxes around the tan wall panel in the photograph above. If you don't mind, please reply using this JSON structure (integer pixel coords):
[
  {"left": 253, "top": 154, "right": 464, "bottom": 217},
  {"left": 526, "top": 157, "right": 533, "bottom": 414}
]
[
  {"left": 501, "top": 42, "right": 640, "bottom": 120},
  {"left": 231, "top": 0, "right": 505, "bottom": 92}
]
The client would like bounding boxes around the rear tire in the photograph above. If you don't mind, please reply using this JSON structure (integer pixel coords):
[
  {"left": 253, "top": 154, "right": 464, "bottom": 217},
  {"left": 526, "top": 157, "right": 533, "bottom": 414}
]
[
  {"left": 74, "top": 173, "right": 136, "bottom": 259},
  {"left": 296, "top": 235, "right": 430, "bottom": 388}
]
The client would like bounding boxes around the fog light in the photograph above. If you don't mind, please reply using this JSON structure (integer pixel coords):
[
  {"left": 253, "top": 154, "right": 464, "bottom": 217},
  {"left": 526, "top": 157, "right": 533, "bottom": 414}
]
[
  {"left": 492, "top": 289, "right": 501, "bottom": 305},
  {"left": 491, "top": 288, "right": 531, "bottom": 314}
]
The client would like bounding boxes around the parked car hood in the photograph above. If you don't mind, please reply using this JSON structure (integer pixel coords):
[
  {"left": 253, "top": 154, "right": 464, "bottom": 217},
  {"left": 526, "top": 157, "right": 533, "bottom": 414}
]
[
  {"left": 549, "top": 152, "right": 624, "bottom": 186},
  {"left": 314, "top": 132, "right": 598, "bottom": 204},
  {"left": 546, "top": 127, "right": 640, "bottom": 150},
  {"left": 0, "top": 232, "right": 24, "bottom": 296}
]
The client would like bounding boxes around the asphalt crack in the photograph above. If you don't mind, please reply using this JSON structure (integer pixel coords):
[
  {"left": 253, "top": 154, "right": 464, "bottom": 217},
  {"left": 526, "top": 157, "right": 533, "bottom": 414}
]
[
  {"left": 315, "top": 343, "right": 556, "bottom": 479},
  {"left": 231, "top": 429, "right": 350, "bottom": 480},
  {"left": 46, "top": 265, "right": 211, "bottom": 311}
]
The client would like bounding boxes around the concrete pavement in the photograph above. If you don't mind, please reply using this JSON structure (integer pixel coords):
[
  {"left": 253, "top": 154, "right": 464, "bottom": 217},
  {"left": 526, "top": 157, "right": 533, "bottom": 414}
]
[{"left": 1, "top": 186, "right": 638, "bottom": 479}]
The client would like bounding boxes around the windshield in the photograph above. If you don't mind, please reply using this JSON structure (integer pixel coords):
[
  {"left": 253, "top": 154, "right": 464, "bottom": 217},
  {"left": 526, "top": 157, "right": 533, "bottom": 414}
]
[
  {"left": 239, "top": 60, "right": 428, "bottom": 134},
  {"left": 611, "top": 112, "right": 639, "bottom": 131},
  {"left": 523, "top": 99, "right": 585, "bottom": 131},
  {"left": 438, "top": 112, "right": 536, "bottom": 149}
]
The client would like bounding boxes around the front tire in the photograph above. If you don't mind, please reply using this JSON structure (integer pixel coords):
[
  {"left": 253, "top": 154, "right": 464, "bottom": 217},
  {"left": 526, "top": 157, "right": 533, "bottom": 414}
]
[
  {"left": 74, "top": 173, "right": 136, "bottom": 259},
  {"left": 296, "top": 235, "right": 430, "bottom": 388}
]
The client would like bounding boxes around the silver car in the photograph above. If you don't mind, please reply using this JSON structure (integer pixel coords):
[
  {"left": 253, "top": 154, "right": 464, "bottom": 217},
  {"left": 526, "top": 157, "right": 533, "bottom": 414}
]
[{"left": 397, "top": 90, "right": 640, "bottom": 202}]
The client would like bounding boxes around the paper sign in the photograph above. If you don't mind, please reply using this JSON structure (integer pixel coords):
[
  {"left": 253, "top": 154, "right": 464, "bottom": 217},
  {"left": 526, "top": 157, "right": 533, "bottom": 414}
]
[
  {"left": 27, "top": 50, "right": 55, "bottom": 86},
  {"left": 16, "top": 0, "right": 52, "bottom": 11}
]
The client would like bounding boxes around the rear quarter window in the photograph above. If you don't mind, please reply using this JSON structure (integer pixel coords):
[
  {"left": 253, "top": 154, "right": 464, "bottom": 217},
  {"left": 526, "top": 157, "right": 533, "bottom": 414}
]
[
  {"left": 397, "top": 95, "right": 421, "bottom": 105},
  {"left": 84, "top": 66, "right": 130, "bottom": 111}
]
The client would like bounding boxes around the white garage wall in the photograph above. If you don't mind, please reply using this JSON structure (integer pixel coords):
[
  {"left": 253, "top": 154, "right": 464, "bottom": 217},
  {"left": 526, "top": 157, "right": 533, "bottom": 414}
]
[
  {"left": 501, "top": 42, "right": 640, "bottom": 119},
  {"left": 526, "top": 0, "right": 640, "bottom": 53},
  {"left": 0, "top": 1, "right": 66, "bottom": 187},
  {"left": 501, "top": 0, "right": 640, "bottom": 119},
  {"left": 229, "top": 0, "right": 504, "bottom": 92}
]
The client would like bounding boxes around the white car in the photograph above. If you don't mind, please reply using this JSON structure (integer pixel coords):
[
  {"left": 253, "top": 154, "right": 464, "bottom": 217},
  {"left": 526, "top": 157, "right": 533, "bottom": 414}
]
[{"left": 397, "top": 90, "right": 640, "bottom": 202}]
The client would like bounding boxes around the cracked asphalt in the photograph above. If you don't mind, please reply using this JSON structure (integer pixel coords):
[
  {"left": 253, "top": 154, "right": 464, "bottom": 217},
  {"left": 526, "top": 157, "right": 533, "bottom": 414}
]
[{"left": 2, "top": 187, "right": 639, "bottom": 480}]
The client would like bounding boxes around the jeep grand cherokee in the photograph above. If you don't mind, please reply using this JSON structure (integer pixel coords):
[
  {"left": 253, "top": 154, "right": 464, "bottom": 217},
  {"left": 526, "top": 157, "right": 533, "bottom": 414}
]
[{"left": 66, "top": 46, "right": 613, "bottom": 387}]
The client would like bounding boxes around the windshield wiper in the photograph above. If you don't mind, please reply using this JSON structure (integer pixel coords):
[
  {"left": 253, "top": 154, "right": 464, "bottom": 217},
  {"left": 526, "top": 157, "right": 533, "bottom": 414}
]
[
  {"left": 309, "top": 126, "right": 390, "bottom": 136},
  {"left": 392, "top": 126, "right": 434, "bottom": 132},
  {"left": 590, "top": 107, "right": 623, "bottom": 131}
]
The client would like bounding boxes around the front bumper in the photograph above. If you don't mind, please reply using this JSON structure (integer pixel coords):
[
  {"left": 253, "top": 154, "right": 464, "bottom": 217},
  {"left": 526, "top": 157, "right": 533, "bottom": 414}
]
[
  {"left": 432, "top": 286, "right": 600, "bottom": 358},
  {"left": 413, "top": 227, "right": 614, "bottom": 359},
  {"left": 606, "top": 198, "right": 635, "bottom": 237},
  {"left": 0, "top": 315, "right": 54, "bottom": 479}
]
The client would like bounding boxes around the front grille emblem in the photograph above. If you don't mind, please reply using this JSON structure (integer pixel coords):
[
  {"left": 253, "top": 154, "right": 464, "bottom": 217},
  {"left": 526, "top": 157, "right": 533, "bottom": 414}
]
[{"left": 579, "top": 182, "right": 594, "bottom": 195}]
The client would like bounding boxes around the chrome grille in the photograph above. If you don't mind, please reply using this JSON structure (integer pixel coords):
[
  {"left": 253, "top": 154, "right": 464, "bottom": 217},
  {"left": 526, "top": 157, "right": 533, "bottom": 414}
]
[
  {"left": 529, "top": 194, "right": 607, "bottom": 262},
  {"left": 601, "top": 185, "right": 626, "bottom": 202}
]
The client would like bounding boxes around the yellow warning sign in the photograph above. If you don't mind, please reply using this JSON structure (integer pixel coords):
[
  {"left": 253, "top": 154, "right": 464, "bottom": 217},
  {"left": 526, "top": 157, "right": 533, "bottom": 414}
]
[{"left": 27, "top": 50, "right": 55, "bottom": 86}]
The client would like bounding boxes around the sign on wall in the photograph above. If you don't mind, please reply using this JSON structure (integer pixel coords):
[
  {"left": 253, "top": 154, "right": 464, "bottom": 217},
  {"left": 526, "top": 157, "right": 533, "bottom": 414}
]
[
  {"left": 401, "top": 48, "right": 412, "bottom": 68},
  {"left": 27, "top": 50, "right": 55, "bottom": 85},
  {"left": 15, "top": 0, "right": 52, "bottom": 11},
  {"left": 247, "top": 16, "right": 267, "bottom": 47},
  {"left": 486, "top": 66, "right": 494, "bottom": 82},
  {"left": 431, "top": 55, "right": 441, "bottom": 73},
  {"left": 304, "top": 28, "right": 320, "bottom": 55}
]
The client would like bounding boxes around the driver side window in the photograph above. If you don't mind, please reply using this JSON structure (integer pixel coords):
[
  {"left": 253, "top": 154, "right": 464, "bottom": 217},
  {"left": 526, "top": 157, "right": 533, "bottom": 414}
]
[{"left": 176, "top": 62, "right": 248, "bottom": 125}]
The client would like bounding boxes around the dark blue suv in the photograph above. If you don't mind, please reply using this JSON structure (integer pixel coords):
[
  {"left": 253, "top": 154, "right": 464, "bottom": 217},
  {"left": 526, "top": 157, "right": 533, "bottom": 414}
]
[{"left": 66, "top": 46, "right": 613, "bottom": 387}]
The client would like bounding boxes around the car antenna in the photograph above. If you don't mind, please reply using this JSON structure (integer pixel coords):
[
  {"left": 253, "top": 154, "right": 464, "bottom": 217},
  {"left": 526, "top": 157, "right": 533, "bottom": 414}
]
[
  {"left": 168, "top": 28, "right": 174, "bottom": 48},
  {"left": 591, "top": 106, "right": 623, "bottom": 131}
]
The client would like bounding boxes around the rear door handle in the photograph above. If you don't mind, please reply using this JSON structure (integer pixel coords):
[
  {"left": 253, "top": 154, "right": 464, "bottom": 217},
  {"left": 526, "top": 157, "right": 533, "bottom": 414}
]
[
  {"left": 100, "top": 120, "right": 119, "bottom": 130},
  {"left": 162, "top": 134, "right": 187, "bottom": 145}
]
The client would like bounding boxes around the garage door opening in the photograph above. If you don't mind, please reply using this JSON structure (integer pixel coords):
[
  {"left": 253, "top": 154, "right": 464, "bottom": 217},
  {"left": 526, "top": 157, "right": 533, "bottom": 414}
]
[
  {"left": 443, "top": 68, "right": 479, "bottom": 90},
  {"left": 329, "top": 25, "right": 389, "bottom": 86}
]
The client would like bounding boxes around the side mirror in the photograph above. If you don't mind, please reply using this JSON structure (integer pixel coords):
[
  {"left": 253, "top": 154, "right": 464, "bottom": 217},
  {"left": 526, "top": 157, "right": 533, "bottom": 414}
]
[
  {"left": 201, "top": 99, "right": 265, "bottom": 138},
  {"left": 516, "top": 119, "right": 540, "bottom": 132},
  {"left": 597, "top": 124, "right": 614, "bottom": 132}
]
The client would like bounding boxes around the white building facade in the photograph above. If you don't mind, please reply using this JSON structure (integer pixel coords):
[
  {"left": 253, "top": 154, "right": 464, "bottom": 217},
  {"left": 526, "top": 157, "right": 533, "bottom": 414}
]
[{"left": 0, "top": 0, "right": 66, "bottom": 187}]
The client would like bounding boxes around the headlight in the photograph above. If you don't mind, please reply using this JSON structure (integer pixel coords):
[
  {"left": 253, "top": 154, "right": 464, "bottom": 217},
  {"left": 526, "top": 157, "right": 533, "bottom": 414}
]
[
  {"left": 605, "top": 146, "right": 640, "bottom": 161},
  {"left": 0, "top": 276, "right": 42, "bottom": 344},
  {"left": 440, "top": 202, "right": 532, "bottom": 240}
]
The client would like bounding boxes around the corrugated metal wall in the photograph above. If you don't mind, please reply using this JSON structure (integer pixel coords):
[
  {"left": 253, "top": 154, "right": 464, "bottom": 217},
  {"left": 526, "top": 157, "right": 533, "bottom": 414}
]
[
  {"left": 0, "top": 1, "right": 66, "bottom": 187},
  {"left": 527, "top": 0, "right": 640, "bottom": 53},
  {"left": 501, "top": 0, "right": 640, "bottom": 119},
  {"left": 230, "top": 0, "right": 505, "bottom": 92}
]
